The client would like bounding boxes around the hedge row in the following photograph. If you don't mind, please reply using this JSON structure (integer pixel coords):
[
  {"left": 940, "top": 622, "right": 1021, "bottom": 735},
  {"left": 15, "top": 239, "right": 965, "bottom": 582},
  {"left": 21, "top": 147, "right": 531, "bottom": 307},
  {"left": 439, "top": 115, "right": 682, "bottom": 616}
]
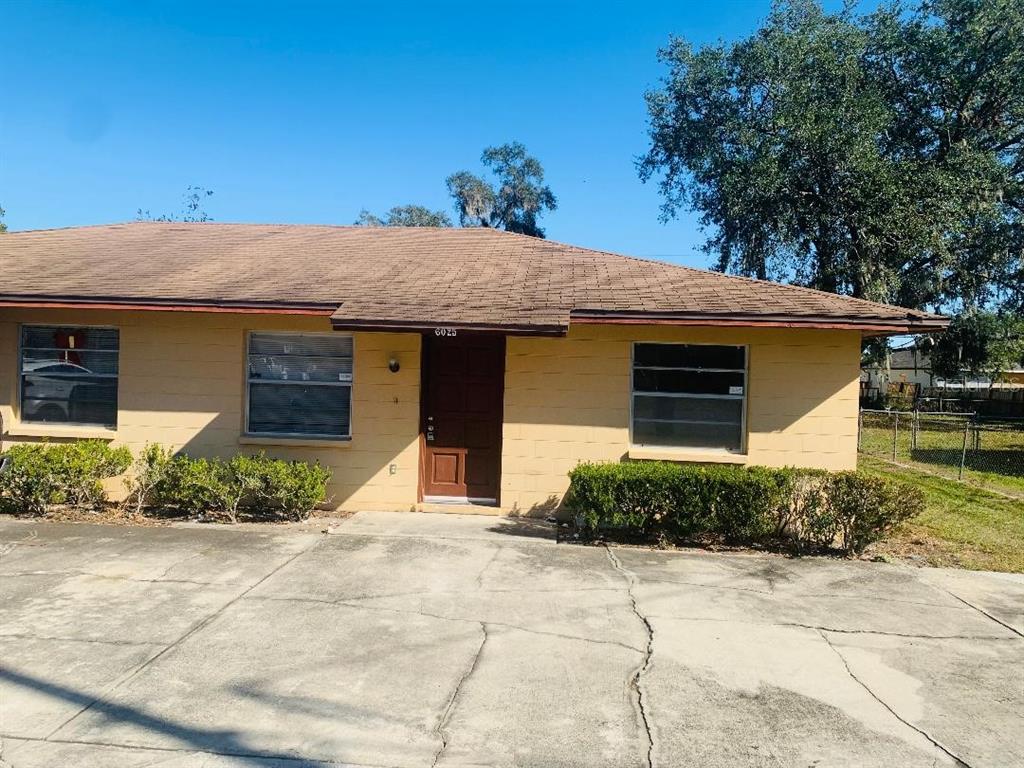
[
  {"left": 566, "top": 461, "right": 924, "bottom": 555},
  {"left": 0, "top": 440, "right": 132, "bottom": 515},
  {"left": 0, "top": 441, "right": 330, "bottom": 522}
]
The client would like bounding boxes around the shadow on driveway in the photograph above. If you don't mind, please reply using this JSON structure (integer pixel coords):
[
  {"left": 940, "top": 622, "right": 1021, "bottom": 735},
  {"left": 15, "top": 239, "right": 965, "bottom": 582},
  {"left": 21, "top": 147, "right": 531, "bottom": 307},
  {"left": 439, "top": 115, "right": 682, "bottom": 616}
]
[{"left": 0, "top": 666, "right": 326, "bottom": 766}]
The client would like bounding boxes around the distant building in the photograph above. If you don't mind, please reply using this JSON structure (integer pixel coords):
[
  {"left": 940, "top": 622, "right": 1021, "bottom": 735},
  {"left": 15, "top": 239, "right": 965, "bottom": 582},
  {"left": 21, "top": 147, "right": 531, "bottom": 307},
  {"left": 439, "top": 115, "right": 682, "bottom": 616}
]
[{"left": 862, "top": 346, "right": 1024, "bottom": 395}]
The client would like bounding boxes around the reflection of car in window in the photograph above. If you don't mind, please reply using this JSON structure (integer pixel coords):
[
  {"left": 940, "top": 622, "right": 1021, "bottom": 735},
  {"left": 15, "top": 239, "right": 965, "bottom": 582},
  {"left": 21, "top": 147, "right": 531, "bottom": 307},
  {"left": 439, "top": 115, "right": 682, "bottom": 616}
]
[{"left": 21, "top": 360, "right": 115, "bottom": 423}]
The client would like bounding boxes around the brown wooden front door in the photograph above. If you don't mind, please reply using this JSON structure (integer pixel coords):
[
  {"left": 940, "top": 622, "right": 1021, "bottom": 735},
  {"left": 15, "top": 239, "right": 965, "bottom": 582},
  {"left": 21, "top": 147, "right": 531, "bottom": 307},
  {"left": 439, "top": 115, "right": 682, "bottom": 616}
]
[{"left": 421, "top": 333, "right": 505, "bottom": 503}]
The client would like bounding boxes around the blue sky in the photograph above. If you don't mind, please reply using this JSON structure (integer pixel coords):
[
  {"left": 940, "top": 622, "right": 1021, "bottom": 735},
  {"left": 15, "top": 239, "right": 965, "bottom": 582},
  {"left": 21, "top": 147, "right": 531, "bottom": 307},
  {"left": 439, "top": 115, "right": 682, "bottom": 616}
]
[{"left": 3, "top": 1, "right": 849, "bottom": 267}]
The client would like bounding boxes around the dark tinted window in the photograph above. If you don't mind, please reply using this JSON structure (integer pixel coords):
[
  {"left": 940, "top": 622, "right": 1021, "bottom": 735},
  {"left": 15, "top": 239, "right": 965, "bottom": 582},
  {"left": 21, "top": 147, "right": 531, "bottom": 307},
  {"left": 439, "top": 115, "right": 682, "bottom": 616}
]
[
  {"left": 631, "top": 343, "right": 746, "bottom": 452},
  {"left": 247, "top": 333, "right": 352, "bottom": 438},
  {"left": 20, "top": 326, "right": 119, "bottom": 427},
  {"left": 634, "top": 344, "right": 745, "bottom": 370}
]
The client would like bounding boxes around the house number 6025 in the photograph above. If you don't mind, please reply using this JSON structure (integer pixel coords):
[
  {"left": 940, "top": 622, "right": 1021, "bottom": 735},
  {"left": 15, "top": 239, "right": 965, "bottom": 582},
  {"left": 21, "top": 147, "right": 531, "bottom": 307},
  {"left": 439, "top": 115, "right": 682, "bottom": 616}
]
[{"left": 434, "top": 327, "right": 457, "bottom": 337}]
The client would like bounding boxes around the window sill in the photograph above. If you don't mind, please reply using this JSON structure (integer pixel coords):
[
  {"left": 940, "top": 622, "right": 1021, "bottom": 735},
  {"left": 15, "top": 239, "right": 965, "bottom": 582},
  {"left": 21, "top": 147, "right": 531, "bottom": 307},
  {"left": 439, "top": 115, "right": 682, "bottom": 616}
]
[
  {"left": 628, "top": 446, "right": 748, "bottom": 464},
  {"left": 3, "top": 423, "right": 118, "bottom": 441},
  {"left": 239, "top": 435, "right": 352, "bottom": 449}
]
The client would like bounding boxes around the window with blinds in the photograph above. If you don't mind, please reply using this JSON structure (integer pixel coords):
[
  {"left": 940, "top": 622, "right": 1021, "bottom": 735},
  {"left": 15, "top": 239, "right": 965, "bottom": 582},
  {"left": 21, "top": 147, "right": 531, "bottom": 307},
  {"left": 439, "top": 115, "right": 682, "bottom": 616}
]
[
  {"left": 20, "top": 325, "right": 120, "bottom": 427},
  {"left": 246, "top": 332, "right": 353, "bottom": 439},
  {"left": 631, "top": 343, "right": 747, "bottom": 452}
]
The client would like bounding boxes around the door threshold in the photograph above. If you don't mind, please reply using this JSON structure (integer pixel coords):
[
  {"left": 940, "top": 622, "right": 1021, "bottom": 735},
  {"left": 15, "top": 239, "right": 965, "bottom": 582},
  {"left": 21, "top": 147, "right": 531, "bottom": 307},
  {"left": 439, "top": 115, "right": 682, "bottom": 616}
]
[{"left": 423, "top": 495, "right": 498, "bottom": 507}]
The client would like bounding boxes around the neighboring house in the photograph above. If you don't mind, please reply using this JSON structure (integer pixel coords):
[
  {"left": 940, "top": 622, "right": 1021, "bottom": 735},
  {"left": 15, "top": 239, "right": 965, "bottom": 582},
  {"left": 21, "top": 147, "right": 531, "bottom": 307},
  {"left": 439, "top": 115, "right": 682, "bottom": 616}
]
[
  {"left": 862, "top": 346, "right": 1024, "bottom": 393},
  {"left": 0, "top": 223, "right": 947, "bottom": 514},
  {"left": 861, "top": 346, "right": 934, "bottom": 393}
]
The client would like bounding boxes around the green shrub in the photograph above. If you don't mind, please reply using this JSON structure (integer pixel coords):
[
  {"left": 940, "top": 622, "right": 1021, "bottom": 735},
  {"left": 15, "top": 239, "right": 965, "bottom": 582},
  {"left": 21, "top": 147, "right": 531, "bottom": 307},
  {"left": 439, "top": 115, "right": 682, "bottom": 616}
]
[
  {"left": 567, "top": 462, "right": 789, "bottom": 543},
  {"left": 0, "top": 444, "right": 62, "bottom": 515},
  {"left": 707, "top": 466, "right": 790, "bottom": 544},
  {"left": 566, "top": 461, "right": 923, "bottom": 555},
  {"left": 566, "top": 460, "right": 680, "bottom": 536},
  {"left": 824, "top": 472, "right": 925, "bottom": 554},
  {"left": 124, "top": 443, "right": 176, "bottom": 515},
  {"left": 143, "top": 449, "right": 330, "bottom": 522},
  {"left": 243, "top": 454, "right": 332, "bottom": 521},
  {"left": 0, "top": 440, "right": 131, "bottom": 515},
  {"left": 152, "top": 455, "right": 222, "bottom": 515},
  {"left": 785, "top": 469, "right": 834, "bottom": 550}
]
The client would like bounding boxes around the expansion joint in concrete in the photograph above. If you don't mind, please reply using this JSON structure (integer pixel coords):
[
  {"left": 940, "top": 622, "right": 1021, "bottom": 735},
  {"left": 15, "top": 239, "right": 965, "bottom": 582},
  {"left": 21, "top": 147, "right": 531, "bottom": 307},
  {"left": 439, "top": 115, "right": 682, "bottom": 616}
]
[{"left": 41, "top": 535, "right": 327, "bottom": 741}]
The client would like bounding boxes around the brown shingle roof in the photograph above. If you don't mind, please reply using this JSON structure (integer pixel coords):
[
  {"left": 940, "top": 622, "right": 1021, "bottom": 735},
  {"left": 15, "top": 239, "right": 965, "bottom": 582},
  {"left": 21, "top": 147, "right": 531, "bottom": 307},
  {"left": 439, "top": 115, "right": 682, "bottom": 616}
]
[{"left": 0, "top": 222, "right": 947, "bottom": 333}]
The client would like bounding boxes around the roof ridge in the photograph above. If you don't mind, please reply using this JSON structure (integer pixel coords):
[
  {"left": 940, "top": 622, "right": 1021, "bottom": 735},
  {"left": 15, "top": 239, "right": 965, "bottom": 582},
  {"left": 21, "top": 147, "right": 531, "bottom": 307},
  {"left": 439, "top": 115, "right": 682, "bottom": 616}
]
[
  {"left": 6, "top": 221, "right": 498, "bottom": 234},
  {"left": 5, "top": 221, "right": 148, "bottom": 234}
]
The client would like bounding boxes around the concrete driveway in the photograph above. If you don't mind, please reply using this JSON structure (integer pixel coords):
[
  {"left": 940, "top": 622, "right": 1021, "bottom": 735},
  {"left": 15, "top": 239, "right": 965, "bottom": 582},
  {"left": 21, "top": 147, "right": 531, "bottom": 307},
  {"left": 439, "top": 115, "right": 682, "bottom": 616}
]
[{"left": 0, "top": 512, "right": 1022, "bottom": 768}]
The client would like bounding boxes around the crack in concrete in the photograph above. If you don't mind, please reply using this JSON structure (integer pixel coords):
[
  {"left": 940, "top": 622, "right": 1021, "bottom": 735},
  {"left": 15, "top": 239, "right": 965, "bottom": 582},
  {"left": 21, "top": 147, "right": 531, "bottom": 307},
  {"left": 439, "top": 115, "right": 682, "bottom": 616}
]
[
  {"left": 804, "top": 624, "right": 1017, "bottom": 642},
  {"left": 334, "top": 586, "right": 622, "bottom": 602},
  {"left": 653, "top": 615, "right": 1019, "bottom": 641},
  {"left": 154, "top": 549, "right": 208, "bottom": 582},
  {"left": 605, "top": 546, "right": 654, "bottom": 768},
  {"left": 795, "top": 592, "right": 973, "bottom": 610},
  {"left": 342, "top": 601, "right": 645, "bottom": 654},
  {"left": 938, "top": 588, "right": 1024, "bottom": 640},
  {"left": 431, "top": 622, "right": 488, "bottom": 768},
  {"left": 42, "top": 535, "right": 327, "bottom": 741},
  {"left": 818, "top": 630, "right": 973, "bottom": 768},
  {"left": 0, "top": 733, "right": 404, "bottom": 768},
  {"left": 0, "top": 633, "right": 162, "bottom": 648},
  {"left": 245, "top": 593, "right": 646, "bottom": 653},
  {"left": 0, "top": 570, "right": 232, "bottom": 587},
  {"left": 638, "top": 578, "right": 978, "bottom": 611},
  {"left": 475, "top": 547, "right": 502, "bottom": 591},
  {"left": 642, "top": 576, "right": 773, "bottom": 595}
]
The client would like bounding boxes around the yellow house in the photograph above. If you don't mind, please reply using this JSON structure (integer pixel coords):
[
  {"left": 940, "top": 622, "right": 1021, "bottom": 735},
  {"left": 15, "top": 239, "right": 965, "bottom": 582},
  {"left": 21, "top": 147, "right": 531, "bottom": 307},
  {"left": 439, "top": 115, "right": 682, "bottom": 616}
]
[{"left": 0, "top": 223, "right": 947, "bottom": 515}]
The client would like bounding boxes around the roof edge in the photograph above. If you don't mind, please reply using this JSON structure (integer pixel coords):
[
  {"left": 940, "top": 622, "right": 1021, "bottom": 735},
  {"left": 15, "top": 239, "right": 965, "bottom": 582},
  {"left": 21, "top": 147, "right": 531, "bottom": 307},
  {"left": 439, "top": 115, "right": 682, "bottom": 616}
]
[
  {"left": 0, "top": 295, "right": 337, "bottom": 315},
  {"left": 329, "top": 317, "right": 567, "bottom": 336},
  {"left": 570, "top": 310, "right": 950, "bottom": 334}
]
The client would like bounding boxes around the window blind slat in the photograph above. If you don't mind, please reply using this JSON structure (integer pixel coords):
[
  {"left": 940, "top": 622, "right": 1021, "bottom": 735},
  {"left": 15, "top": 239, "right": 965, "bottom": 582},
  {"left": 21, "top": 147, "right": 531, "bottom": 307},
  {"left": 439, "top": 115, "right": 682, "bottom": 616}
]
[
  {"left": 249, "top": 333, "right": 353, "bottom": 358},
  {"left": 20, "top": 326, "right": 119, "bottom": 428},
  {"left": 248, "top": 353, "right": 353, "bottom": 383},
  {"left": 247, "top": 333, "right": 353, "bottom": 437}
]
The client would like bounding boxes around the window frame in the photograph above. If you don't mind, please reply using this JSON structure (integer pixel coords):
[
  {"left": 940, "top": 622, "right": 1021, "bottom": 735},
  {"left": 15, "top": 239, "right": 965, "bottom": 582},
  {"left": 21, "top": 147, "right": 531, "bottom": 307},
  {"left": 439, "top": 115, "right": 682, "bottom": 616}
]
[
  {"left": 243, "top": 330, "right": 354, "bottom": 441},
  {"left": 629, "top": 341, "right": 748, "bottom": 454},
  {"left": 18, "top": 323, "right": 121, "bottom": 429}
]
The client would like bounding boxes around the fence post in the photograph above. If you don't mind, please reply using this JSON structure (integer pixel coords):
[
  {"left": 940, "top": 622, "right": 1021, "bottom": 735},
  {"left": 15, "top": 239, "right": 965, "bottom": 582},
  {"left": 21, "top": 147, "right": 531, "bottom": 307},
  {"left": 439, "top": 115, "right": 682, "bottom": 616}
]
[
  {"left": 912, "top": 410, "right": 918, "bottom": 451},
  {"left": 959, "top": 419, "right": 969, "bottom": 481},
  {"left": 857, "top": 410, "right": 863, "bottom": 452},
  {"left": 893, "top": 411, "right": 899, "bottom": 462}
]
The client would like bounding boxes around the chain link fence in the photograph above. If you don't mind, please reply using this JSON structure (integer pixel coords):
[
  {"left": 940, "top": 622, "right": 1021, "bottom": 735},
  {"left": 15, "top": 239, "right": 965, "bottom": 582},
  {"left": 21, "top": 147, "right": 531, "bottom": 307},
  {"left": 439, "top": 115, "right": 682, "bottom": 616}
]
[{"left": 859, "top": 409, "right": 1024, "bottom": 498}]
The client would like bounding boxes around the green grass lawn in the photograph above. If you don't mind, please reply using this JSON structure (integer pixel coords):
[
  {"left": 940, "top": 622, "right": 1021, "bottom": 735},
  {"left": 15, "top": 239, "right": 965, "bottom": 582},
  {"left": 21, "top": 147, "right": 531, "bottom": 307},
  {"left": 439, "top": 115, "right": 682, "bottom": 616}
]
[
  {"left": 859, "top": 415, "right": 1024, "bottom": 497},
  {"left": 859, "top": 455, "right": 1024, "bottom": 573}
]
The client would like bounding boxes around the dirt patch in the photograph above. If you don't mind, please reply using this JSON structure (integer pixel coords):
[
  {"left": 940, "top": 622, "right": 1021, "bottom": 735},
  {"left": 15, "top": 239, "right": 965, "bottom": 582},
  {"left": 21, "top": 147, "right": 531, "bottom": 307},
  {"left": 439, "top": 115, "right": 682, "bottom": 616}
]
[
  {"left": 864, "top": 529, "right": 989, "bottom": 570},
  {"left": 6, "top": 505, "right": 174, "bottom": 527}
]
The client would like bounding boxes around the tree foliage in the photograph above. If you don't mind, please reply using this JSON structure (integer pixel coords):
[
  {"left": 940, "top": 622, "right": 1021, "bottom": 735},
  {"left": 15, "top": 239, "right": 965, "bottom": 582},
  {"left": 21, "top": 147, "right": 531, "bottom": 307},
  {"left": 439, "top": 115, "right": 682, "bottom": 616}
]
[
  {"left": 0, "top": 205, "right": 6, "bottom": 234},
  {"left": 929, "top": 310, "right": 1024, "bottom": 380},
  {"left": 354, "top": 204, "right": 452, "bottom": 227},
  {"left": 640, "top": 0, "right": 1024, "bottom": 314},
  {"left": 446, "top": 142, "right": 557, "bottom": 237},
  {"left": 137, "top": 186, "right": 215, "bottom": 223}
]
